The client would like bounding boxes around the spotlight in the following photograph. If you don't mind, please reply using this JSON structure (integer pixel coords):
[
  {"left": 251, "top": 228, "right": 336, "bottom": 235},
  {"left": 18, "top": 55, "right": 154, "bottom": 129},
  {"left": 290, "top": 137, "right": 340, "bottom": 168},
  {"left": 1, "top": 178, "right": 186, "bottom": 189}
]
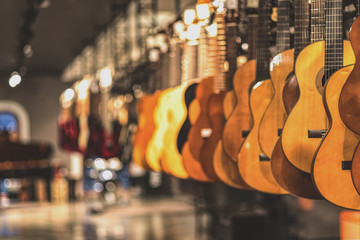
[
  {"left": 9, "top": 72, "right": 22, "bottom": 88},
  {"left": 23, "top": 44, "right": 33, "bottom": 58}
]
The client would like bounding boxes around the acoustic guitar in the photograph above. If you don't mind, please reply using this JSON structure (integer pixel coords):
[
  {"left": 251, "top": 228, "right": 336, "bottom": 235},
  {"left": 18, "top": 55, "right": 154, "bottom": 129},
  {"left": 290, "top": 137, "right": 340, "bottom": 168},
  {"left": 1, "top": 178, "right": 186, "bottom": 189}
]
[
  {"left": 182, "top": 13, "right": 219, "bottom": 182},
  {"left": 339, "top": 0, "right": 360, "bottom": 135},
  {"left": 145, "top": 51, "right": 172, "bottom": 171},
  {"left": 221, "top": 14, "right": 258, "bottom": 163},
  {"left": 237, "top": 0, "right": 287, "bottom": 194},
  {"left": 281, "top": 0, "right": 355, "bottom": 173},
  {"left": 160, "top": 29, "right": 193, "bottom": 179},
  {"left": 312, "top": 1, "right": 360, "bottom": 209},
  {"left": 199, "top": 5, "right": 229, "bottom": 181},
  {"left": 270, "top": 0, "right": 322, "bottom": 199},
  {"left": 213, "top": 0, "right": 252, "bottom": 190},
  {"left": 258, "top": 0, "right": 292, "bottom": 159}
]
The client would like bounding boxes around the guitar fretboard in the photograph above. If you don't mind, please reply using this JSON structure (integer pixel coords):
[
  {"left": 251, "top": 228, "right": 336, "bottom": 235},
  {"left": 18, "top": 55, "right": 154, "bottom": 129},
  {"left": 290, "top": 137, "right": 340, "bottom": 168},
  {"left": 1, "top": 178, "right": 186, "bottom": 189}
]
[
  {"left": 198, "top": 25, "right": 209, "bottom": 78},
  {"left": 311, "top": 0, "right": 325, "bottom": 43},
  {"left": 256, "top": 0, "right": 271, "bottom": 81},
  {"left": 357, "top": 0, "right": 360, "bottom": 16},
  {"left": 276, "top": 0, "right": 291, "bottom": 53},
  {"left": 215, "top": 11, "right": 227, "bottom": 92},
  {"left": 181, "top": 39, "right": 198, "bottom": 84},
  {"left": 248, "top": 15, "right": 258, "bottom": 60},
  {"left": 226, "top": 0, "right": 239, "bottom": 91},
  {"left": 294, "top": 0, "right": 310, "bottom": 60},
  {"left": 324, "top": 0, "right": 343, "bottom": 81}
]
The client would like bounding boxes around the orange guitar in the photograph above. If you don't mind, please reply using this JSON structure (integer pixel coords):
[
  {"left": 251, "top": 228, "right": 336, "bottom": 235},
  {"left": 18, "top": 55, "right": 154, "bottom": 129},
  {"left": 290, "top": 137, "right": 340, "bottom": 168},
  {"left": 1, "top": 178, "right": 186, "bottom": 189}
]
[{"left": 237, "top": 0, "right": 287, "bottom": 194}]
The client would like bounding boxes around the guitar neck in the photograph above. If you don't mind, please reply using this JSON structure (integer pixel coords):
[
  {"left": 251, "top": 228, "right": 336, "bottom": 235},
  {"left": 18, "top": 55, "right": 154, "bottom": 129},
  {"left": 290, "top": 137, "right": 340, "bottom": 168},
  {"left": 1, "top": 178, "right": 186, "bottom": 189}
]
[
  {"left": 247, "top": 15, "right": 258, "bottom": 60},
  {"left": 311, "top": 0, "right": 325, "bottom": 43},
  {"left": 182, "top": 38, "right": 198, "bottom": 83},
  {"left": 294, "top": 0, "right": 310, "bottom": 60},
  {"left": 215, "top": 11, "right": 227, "bottom": 92},
  {"left": 324, "top": 0, "right": 343, "bottom": 81},
  {"left": 357, "top": 0, "right": 360, "bottom": 17},
  {"left": 198, "top": 24, "right": 209, "bottom": 78},
  {"left": 256, "top": 0, "right": 271, "bottom": 81},
  {"left": 170, "top": 39, "right": 183, "bottom": 86},
  {"left": 226, "top": 0, "right": 239, "bottom": 91},
  {"left": 276, "top": 0, "right": 291, "bottom": 53}
]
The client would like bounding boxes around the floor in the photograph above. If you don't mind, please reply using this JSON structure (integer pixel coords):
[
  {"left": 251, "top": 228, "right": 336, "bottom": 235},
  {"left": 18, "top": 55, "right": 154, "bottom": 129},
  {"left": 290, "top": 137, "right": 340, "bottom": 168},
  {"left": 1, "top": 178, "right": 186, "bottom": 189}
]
[{"left": 0, "top": 198, "right": 210, "bottom": 240}]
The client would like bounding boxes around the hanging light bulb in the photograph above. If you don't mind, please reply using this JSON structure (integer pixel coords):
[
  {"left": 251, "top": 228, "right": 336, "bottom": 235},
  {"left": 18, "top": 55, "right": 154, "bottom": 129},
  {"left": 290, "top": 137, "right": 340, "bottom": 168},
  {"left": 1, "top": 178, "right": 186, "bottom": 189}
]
[
  {"left": 196, "top": 3, "right": 210, "bottom": 20},
  {"left": 99, "top": 67, "right": 113, "bottom": 89},
  {"left": 9, "top": 72, "right": 21, "bottom": 88},
  {"left": 184, "top": 9, "right": 196, "bottom": 25},
  {"left": 77, "top": 78, "right": 90, "bottom": 100},
  {"left": 173, "top": 21, "right": 185, "bottom": 35},
  {"left": 187, "top": 24, "right": 201, "bottom": 41},
  {"left": 206, "top": 23, "right": 217, "bottom": 37}
]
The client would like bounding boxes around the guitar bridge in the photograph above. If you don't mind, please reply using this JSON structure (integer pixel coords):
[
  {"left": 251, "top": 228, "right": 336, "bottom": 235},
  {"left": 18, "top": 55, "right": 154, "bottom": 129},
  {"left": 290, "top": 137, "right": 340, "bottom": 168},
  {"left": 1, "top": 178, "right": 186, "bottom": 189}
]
[
  {"left": 341, "top": 161, "right": 352, "bottom": 170},
  {"left": 259, "top": 153, "right": 270, "bottom": 161},
  {"left": 308, "top": 129, "right": 327, "bottom": 138}
]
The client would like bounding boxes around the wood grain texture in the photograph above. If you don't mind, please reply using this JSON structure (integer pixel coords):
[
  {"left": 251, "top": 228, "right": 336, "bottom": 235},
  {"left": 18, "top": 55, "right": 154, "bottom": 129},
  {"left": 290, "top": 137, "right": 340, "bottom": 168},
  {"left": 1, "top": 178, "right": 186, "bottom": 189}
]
[
  {"left": 222, "top": 60, "right": 256, "bottom": 162},
  {"left": 259, "top": 49, "right": 294, "bottom": 158},
  {"left": 199, "top": 92, "right": 226, "bottom": 181},
  {"left": 182, "top": 77, "right": 217, "bottom": 181},
  {"left": 339, "top": 17, "right": 360, "bottom": 135},
  {"left": 352, "top": 141, "right": 360, "bottom": 196},
  {"left": 161, "top": 85, "right": 189, "bottom": 179},
  {"left": 270, "top": 74, "right": 322, "bottom": 199},
  {"left": 281, "top": 40, "right": 355, "bottom": 173},
  {"left": 312, "top": 65, "right": 360, "bottom": 210},
  {"left": 237, "top": 80, "right": 287, "bottom": 194}
]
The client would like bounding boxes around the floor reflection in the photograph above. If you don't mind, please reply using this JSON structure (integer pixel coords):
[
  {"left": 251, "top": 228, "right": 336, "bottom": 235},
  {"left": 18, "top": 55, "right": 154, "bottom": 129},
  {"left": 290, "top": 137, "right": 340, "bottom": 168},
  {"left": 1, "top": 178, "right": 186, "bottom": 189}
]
[{"left": 0, "top": 198, "right": 204, "bottom": 240}]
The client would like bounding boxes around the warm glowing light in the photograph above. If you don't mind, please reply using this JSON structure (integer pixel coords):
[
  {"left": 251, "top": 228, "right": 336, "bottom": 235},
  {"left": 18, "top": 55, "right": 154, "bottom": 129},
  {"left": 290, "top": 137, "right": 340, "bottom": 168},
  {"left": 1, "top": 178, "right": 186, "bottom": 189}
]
[
  {"left": 149, "top": 48, "right": 160, "bottom": 62},
  {"left": 206, "top": 23, "right": 217, "bottom": 37},
  {"left": 9, "top": 72, "right": 21, "bottom": 88},
  {"left": 196, "top": 3, "right": 210, "bottom": 20},
  {"left": 201, "top": 128, "right": 213, "bottom": 138},
  {"left": 108, "top": 158, "right": 122, "bottom": 170},
  {"left": 99, "top": 67, "right": 113, "bottom": 89},
  {"left": 173, "top": 21, "right": 185, "bottom": 35},
  {"left": 241, "top": 43, "right": 249, "bottom": 51},
  {"left": 187, "top": 24, "right": 201, "bottom": 41},
  {"left": 77, "top": 78, "right": 90, "bottom": 100},
  {"left": 237, "top": 56, "right": 248, "bottom": 66},
  {"left": 184, "top": 9, "right": 196, "bottom": 25},
  {"left": 64, "top": 88, "right": 75, "bottom": 102},
  {"left": 99, "top": 170, "right": 113, "bottom": 181},
  {"left": 146, "top": 35, "right": 155, "bottom": 49}
]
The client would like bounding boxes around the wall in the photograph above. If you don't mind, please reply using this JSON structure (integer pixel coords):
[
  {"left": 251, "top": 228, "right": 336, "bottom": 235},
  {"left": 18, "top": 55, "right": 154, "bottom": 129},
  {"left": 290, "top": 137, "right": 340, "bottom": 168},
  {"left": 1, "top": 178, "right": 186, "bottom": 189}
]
[{"left": 0, "top": 74, "right": 71, "bottom": 164}]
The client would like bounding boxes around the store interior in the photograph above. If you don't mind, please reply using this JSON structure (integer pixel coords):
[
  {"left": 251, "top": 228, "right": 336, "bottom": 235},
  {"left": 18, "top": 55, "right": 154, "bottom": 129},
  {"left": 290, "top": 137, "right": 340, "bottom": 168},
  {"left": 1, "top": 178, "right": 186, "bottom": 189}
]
[{"left": 1, "top": 0, "right": 360, "bottom": 239}]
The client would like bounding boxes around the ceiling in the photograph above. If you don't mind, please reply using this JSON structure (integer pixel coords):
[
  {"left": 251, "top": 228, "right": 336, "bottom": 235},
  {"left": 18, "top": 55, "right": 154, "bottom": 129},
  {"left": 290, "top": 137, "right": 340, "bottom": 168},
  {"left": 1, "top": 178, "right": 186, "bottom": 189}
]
[{"left": 0, "top": 0, "right": 130, "bottom": 77}]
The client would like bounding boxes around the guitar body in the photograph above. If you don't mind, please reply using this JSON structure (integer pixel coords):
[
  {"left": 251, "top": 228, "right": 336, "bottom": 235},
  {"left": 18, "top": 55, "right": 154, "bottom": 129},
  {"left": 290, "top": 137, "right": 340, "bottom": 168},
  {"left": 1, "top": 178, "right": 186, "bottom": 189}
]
[
  {"left": 339, "top": 17, "right": 360, "bottom": 135},
  {"left": 312, "top": 65, "right": 360, "bottom": 209},
  {"left": 214, "top": 91, "right": 253, "bottom": 189},
  {"left": 176, "top": 83, "right": 198, "bottom": 153},
  {"left": 271, "top": 74, "right": 322, "bottom": 199},
  {"left": 161, "top": 85, "right": 189, "bottom": 179},
  {"left": 182, "top": 76, "right": 217, "bottom": 181},
  {"left": 237, "top": 80, "right": 287, "bottom": 194},
  {"left": 145, "top": 89, "right": 172, "bottom": 171},
  {"left": 132, "top": 93, "right": 159, "bottom": 169},
  {"left": 222, "top": 60, "right": 256, "bottom": 161},
  {"left": 352, "top": 142, "right": 360, "bottom": 195},
  {"left": 259, "top": 49, "right": 293, "bottom": 157},
  {"left": 199, "top": 91, "right": 226, "bottom": 181},
  {"left": 281, "top": 40, "right": 355, "bottom": 173}
]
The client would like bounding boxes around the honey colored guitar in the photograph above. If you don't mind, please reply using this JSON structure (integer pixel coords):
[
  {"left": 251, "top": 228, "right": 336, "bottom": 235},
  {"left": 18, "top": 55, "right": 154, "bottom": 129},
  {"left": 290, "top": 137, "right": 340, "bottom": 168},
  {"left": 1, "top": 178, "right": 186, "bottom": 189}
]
[
  {"left": 222, "top": 15, "right": 257, "bottom": 163},
  {"left": 312, "top": 65, "right": 360, "bottom": 210},
  {"left": 281, "top": 40, "right": 355, "bottom": 173},
  {"left": 237, "top": 80, "right": 287, "bottom": 194}
]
